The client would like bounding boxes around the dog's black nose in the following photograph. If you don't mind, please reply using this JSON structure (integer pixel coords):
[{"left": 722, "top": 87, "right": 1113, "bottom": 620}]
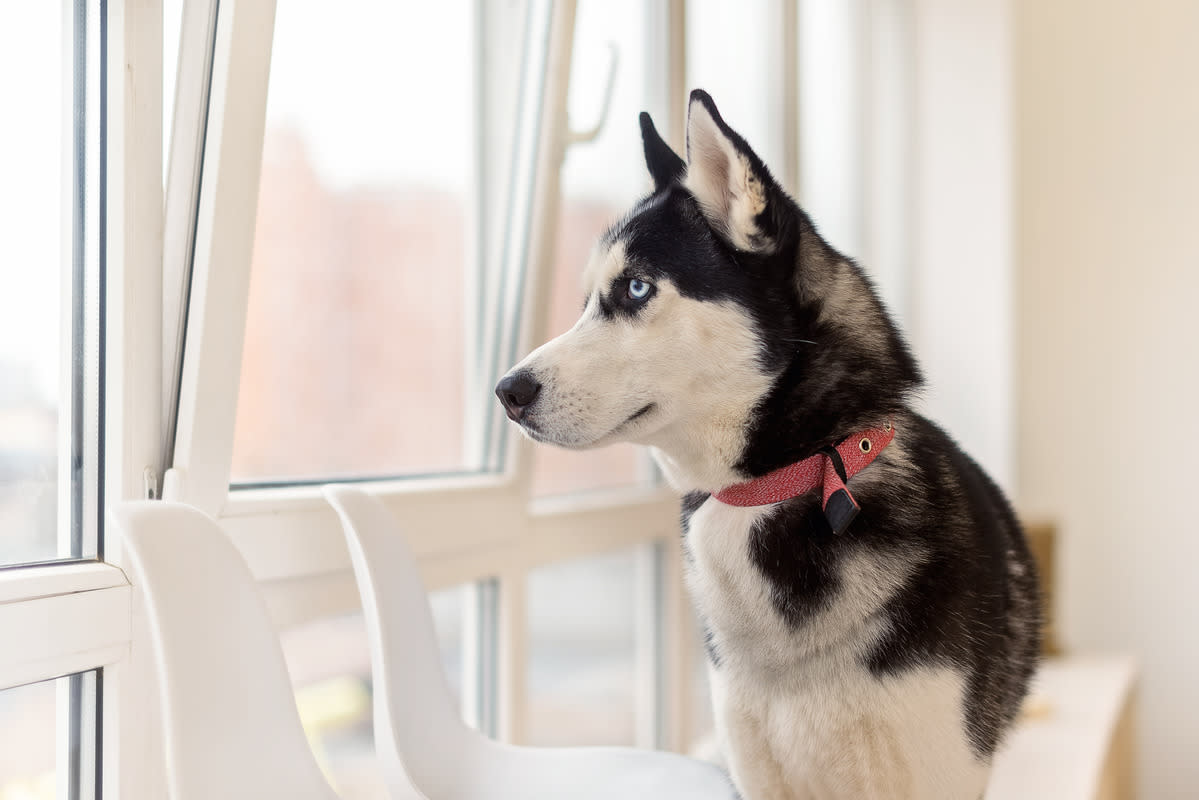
[{"left": 495, "top": 371, "right": 542, "bottom": 421}]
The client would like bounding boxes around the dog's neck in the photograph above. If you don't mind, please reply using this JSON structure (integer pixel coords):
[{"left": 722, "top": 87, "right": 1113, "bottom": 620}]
[
  {"left": 638, "top": 218, "right": 921, "bottom": 494},
  {"left": 658, "top": 237, "right": 920, "bottom": 490},
  {"left": 648, "top": 438, "right": 751, "bottom": 495},
  {"left": 646, "top": 400, "right": 901, "bottom": 495},
  {"left": 734, "top": 248, "right": 922, "bottom": 478}
]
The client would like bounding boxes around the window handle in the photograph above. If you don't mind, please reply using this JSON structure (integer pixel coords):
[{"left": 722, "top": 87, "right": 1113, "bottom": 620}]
[{"left": 566, "top": 43, "right": 619, "bottom": 146}]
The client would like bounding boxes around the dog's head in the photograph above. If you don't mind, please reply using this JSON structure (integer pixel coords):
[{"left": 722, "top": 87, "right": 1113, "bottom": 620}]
[{"left": 497, "top": 91, "right": 920, "bottom": 491}]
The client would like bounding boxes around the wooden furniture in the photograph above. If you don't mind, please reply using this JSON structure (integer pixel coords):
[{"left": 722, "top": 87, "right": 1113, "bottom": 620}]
[
  {"left": 1025, "top": 520, "right": 1061, "bottom": 655},
  {"left": 988, "top": 655, "right": 1137, "bottom": 800}
]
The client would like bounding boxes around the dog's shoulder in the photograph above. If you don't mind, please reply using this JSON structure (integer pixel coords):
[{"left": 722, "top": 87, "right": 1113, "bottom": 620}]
[
  {"left": 858, "top": 412, "right": 1044, "bottom": 757},
  {"left": 681, "top": 412, "right": 1042, "bottom": 758}
]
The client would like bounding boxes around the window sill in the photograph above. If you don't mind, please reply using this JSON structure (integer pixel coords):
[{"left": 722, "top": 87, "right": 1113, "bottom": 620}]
[
  {"left": 0, "top": 562, "right": 131, "bottom": 690},
  {"left": 0, "top": 560, "right": 128, "bottom": 606}
]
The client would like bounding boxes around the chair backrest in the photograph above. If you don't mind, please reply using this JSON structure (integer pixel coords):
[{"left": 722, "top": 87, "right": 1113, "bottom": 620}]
[
  {"left": 110, "top": 501, "right": 340, "bottom": 800},
  {"left": 323, "top": 485, "right": 474, "bottom": 797}
]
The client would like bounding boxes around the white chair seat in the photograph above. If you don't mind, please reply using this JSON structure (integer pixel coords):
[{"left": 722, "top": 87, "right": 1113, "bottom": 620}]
[
  {"left": 449, "top": 743, "right": 735, "bottom": 799},
  {"left": 324, "top": 484, "right": 737, "bottom": 800}
]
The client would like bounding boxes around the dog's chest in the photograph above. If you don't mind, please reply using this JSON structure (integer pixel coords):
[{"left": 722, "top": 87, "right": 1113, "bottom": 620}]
[
  {"left": 682, "top": 495, "right": 884, "bottom": 671},
  {"left": 708, "top": 654, "right": 987, "bottom": 800},
  {"left": 683, "top": 499, "right": 792, "bottom": 666},
  {"left": 683, "top": 496, "right": 988, "bottom": 798}
]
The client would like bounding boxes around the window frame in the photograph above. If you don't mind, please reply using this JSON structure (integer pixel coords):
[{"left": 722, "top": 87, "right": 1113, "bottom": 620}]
[
  {"left": 0, "top": 0, "right": 105, "bottom": 571},
  {"left": 0, "top": 0, "right": 162, "bottom": 797},
  {"left": 0, "top": 564, "right": 129, "bottom": 692},
  {"left": 160, "top": 0, "right": 699, "bottom": 751}
]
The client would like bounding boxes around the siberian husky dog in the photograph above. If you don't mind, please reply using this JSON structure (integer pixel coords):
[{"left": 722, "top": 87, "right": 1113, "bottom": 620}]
[{"left": 496, "top": 91, "right": 1041, "bottom": 800}]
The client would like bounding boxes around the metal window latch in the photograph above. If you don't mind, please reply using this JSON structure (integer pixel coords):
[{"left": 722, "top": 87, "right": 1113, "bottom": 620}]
[
  {"left": 144, "top": 467, "right": 159, "bottom": 500},
  {"left": 566, "top": 43, "right": 619, "bottom": 147}
]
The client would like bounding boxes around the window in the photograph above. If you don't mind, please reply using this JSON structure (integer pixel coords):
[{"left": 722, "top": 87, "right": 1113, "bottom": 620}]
[
  {"left": 229, "top": 0, "right": 552, "bottom": 486},
  {"left": 282, "top": 588, "right": 466, "bottom": 800},
  {"left": 195, "top": 0, "right": 702, "bottom": 761},
  {"left": 530, "top": 0, "right": 659, "bottom": 498},
  {"left": 527, "top": 549, "right": 640, "bottom": 745},
  {"left": 229, "top": 0, "right": 466, "bottom": 483},
  {"left": 0, "top": 672, "right": 101, "bottom": 800},
  {"left": 233, "top": 0, "right": 474, "bottom": 483},
  {"left": 0, "top": 1, "right": 102, "bottom": 566},
  {"left": 1, "top": 1, "right": 144, "bottom": 799},
  {"left": 0, "top": 679, "right": 58, "bottom": 797}
]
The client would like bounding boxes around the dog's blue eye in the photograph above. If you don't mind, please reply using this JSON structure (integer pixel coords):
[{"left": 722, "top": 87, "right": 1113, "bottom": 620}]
[{"left": 628, "top": 279, "right": 652, "bottom": 300}]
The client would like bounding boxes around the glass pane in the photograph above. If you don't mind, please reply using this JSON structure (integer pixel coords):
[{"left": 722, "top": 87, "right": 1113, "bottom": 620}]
[
  {"left": 281, "top": 587, "right": 466, "bottom": 799},
  {"left": 0, "top": 671, "right": 100, "bottom": 800},
  {"left": 0, "top": 679, "right": 56, "bottom": 798},
  {"left": 231, "top": 1, "right": 474, "bottom": 483},
  {"left": 530, "top": 0, "right": 654, "bottom": 497},
  {"left": 162, "top": 0, "right": 184, "bottom": 180},
  {"left": 0, "top": 2, "right": 99, "bottom": 565},
  {"left": 527, "top": 550, "right": 638, "bottom": 746}
]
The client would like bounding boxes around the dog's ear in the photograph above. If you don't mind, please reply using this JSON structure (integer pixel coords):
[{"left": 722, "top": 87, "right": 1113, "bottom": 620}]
[
  {"left": 639, "top": 112, "right": 685, "bottom": 192},
  {"left": 684, "top": 90, "right": 781, "bottom": 253}
]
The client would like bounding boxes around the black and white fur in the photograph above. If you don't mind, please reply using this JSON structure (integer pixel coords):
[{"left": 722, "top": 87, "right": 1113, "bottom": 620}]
[{"left": 497, "top": 91, "right": 1041, "bottom": 800}]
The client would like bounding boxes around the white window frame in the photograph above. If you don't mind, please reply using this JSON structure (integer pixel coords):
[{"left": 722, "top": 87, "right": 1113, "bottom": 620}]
[
  {"left": 0, "top": 0, "right": 163, "bottom": 797},
  {"left": 160, "top": 0, "right": 700, "bottom": 752}
]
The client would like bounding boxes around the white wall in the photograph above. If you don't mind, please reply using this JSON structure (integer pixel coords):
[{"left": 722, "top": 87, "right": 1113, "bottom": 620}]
[
  {"left": 910, "top": 0, "right": 1014, "bottom": 490},
  {"left": 1014, "top": 2, "right": 1199, "bottom": 797}
]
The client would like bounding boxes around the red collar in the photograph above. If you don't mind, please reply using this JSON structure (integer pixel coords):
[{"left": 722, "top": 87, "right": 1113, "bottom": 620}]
[{"left": 713, "top": 420, "right": 895, "bottom": 535}]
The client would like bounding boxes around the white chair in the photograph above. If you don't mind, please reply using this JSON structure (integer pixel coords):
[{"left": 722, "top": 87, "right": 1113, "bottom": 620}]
[
  {"left": 323, "top": 484, "right": 738, "bottom": 800},
  {"left": 110, "top": 501, "right": 343, "bottom": 800}
]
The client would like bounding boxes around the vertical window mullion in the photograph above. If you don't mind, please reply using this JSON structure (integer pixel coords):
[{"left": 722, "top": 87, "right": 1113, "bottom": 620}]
[
  {"left": 66, "top": 0, "right": 86, "bottom": 557},
  {"left": 779, "top": 0, "right": 800, "bottom": 194},
  {"left": 164, "top": 0, "right": 276, "bottom": 514},
  {"left": 61, "top": 669, "right": 101, "bottom": 800},
  {"left": 463, "top": 0, "right": 488, "bottom": 472},
  {"left": 90, "top": 0, "right": 108, "bottom": 560},
  {"left": 461, "top": 577, "right": 502, "bottom": 738},
  {"left": 103, "top": 0, "right": 174, "bottom": 794},
  {"left": 64, "top": 0, "right": 100, "bottom": 561},
  {"left": 499, "top": 570, "right": 529, "bottom": 744},
  {"left": 642, "top": 0, "right": 689, "bottom": 753},
  {"left": 634, "top": 541, "right": 666, "bottom": 750},
  {"left": 160, "top": 0, "right": 220, "bottom": 489},
  {"left": 482, "top": 0, "right": 555, "bottom": 477},
  {"left": 67, "top": 0, "right": 109, "bottom": 791}
]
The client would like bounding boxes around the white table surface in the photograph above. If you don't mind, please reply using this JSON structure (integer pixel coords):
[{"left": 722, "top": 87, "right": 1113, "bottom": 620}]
[{"left": 987, "top": 654, "right": 1137, "bottom": 799}]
